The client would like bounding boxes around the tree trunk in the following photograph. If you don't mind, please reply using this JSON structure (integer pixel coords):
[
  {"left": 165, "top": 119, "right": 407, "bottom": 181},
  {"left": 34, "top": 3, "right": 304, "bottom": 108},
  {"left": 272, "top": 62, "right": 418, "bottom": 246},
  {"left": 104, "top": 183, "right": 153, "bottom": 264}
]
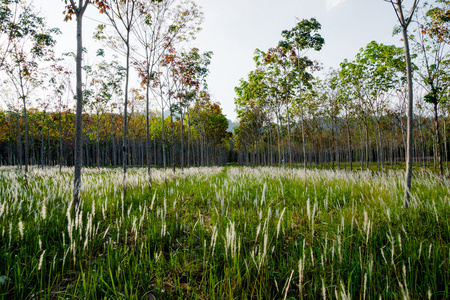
[
  {"left": 59, "top": 110, "right": 63, "bottom": 172},
  {"left": 434, "top": 103, "right": 443, "bottom": 176},
  {"left": 73, "top": 4, "right": 88, "bottom": 211},
  {"left": 364, "top": 117, "right": 369, "bottom": 170},
  {"left": 145, "top": 78, "right": 152, "bottom": 189},
  {"left": 443, "top": 110, "right": 448, "bottom": 175},
  {"left": 122, "top": 35, "right": 131, "bottom": 196},
  {"left": 96, "top": 111, "right": 100, "bottom": 168},
  {"left": 46, "top": 115, "right": 51, "bottom": 166},
  {"left": 112, "top": 114, "right": 116, "bottom": 166},
  {"left": 161, "top": 108, "right": 166, "bottom": 170},
  {"left": 41, "top": 110, "right": 46, "bottom": 169},
  {"left": 276, "top": 115, "right": 282, "bottom": 168},
  {"left": 170, "top": 111, "right": 175, "bottom": 174},
  {"left": 399, "top": 1, "right": 416, "bottom": 207},
  {"left": 17, "top": 113, "right": 22, "bottom": 169},
  {"left": 334, "top": 118, "right": 339, "bottom": 170},
  {"left": 297, "top": 48, "right": 307, "bottom": 174},
  {"left": 346, "top": 116, "right": 352, "bottom": 171},
  {"left": 286, "top": 102, "right": 293, "bottom": 170},
  {"left": 421, "top": 126, "right": 426, "bottom": 169},
  {"left": 181, "top": 111, "right": 184, "bottom": 173},
  {"left": 360, "top": 124, "right": 364, "bottom": 170},
  {"left": 377, "top": 119, "right": 384, "bottom": 172},
  {"left": 187, "top": 118, "right": 191, "bottom": 168},
  {"left": 389, "top": 130, "right": 394, "bottom": 170},
  {"left": 22, "top": 95, "right": 29, "bottom": 185}
]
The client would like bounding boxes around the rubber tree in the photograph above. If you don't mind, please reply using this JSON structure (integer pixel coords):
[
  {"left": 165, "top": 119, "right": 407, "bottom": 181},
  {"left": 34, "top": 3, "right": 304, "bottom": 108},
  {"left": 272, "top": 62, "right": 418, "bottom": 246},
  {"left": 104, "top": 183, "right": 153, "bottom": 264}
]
[
  {"left": 85, "top": 57, "right": 125, "bottom": 168},
  {"left": 95, "top": 0, "right": 139, "bottom": 196},
  {"left": 193, "top": 101, "right": 228, "bottom": 165},
  {"left": 423, "top": 0, "right": 450, "bottom": 45},
  {"left": 63, "top": 0, "right": 109, "bottom": 211},
  {"left": 258, "top": 46, "right": 300, "bottom": 170},
  {"left": 280, "top": 18, "right": 324, "bottom": 174},
  {"left": 411, "top": 4, "right": 450, "bottom": 177},
  {"left": 420, "top": 0, "right": 450, "bottom": 175},
  {"left": 132, "top": 0, "right": 203, "bottom": 188},
  {"left": 340, "top": 58, "right": 372, "bottom": 170},
  {"left": 155, "top": 47, "right": 211, "bottom": 172},
  {"left": 0, "top": 0, "right": 24, "bottom": 68},
  {"left": 339, "top": 42, "right": 405, "bottom": 171},
  {"left": 47, "top": 62, "right": 71, "bottom": 172},
  {"left": 154, "top": 47, "right": 180, "bottom": 171},
  {"left": 333, "top": 70, "right": 356, "bottom": 170},
  {"left": 252, "top": 49, "right": 284, "bottom": 167},
  {"left": 357, "top": 41, "right": 406, "bottom": 171},
  {"left": 235, "top": 69, "right": 270, "bottom": 165},
  {"left": 385, "top": 0, "right": 420, "bottom": 207},
  {"left": 2, "top": 1, "right": 58, "bottom": 185},
  {"left": 317, "top": 75, "right": 341, "bottom": 170},
  {"left": 175, "top": 48, "right": 212, "bottom": 172}
]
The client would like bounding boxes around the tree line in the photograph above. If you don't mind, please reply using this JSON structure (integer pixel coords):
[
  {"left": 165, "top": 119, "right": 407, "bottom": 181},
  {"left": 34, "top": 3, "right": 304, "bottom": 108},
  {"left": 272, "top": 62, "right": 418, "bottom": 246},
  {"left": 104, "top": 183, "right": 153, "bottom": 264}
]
[
  {"left": 0, "top": 102, "right": 230, "bottom": 169},
  {"left": 0, "top": 0, "right": 233, "bottom": 207},
  {"left": 233, "top": 1, "right": 450, "bottom": 204}
]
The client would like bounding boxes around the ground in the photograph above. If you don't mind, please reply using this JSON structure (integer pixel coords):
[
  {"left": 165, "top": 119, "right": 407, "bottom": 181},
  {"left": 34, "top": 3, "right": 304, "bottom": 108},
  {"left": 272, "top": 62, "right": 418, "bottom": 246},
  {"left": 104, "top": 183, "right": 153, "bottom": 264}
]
[{"left": 0, "top": 166, "right": 449, "bottom": 299}]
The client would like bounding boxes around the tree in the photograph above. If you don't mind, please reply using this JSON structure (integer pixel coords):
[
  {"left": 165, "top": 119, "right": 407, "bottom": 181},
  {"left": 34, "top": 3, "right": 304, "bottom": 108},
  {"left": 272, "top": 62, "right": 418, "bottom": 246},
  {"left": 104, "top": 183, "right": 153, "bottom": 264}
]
[
  {"left": 360, "top": 41, "right": 405, "bottom": 171},
  {"left": 193, "top": 100, "right": 228, "bottom": 165},
  {"left": 263, "top": 46, "right": 298, "bottom": 170},
  {"left": 235, "top": 69, "right": 269, "bottom": 165},
  {"left": 0, "top": 0, "right": 29, "bottom": 68},
  {"left": 95, "top": 0, "right": 139, "bottom": 195},
  {"left": 132, "top": 0, "right": 203, "bottom": 186},
  {"left": 423, "top": 0, "right": 450, "bottom": 44},
  {"left": 175, "top": 48, "right": 212, "bottom": 172},
  {"left": 339, "top": 41, "right": 405, "bottom": 172},
  {"left": 412, "top": 2, "right": 450, "bottom": 176},
  {"left": 340, "top": 58, "right": 371, "bottom": 170},
  {"left": 63, "top": 0, "right": 109, "bottom": 210},
  {"left": 385, "top": 0, "right": 420, "bottom": 207},
  {"left": 333, "top": 71, "right": 356, "bottom": 170},
  {"left": 280, "top": 18, "right": 324, "bottom": 173},
  {"left": 47, "top": 62, "right": 71, "bottom": 172},
  {"left": 1, "top": 0, "right": 58, "bottom": 185},
  {"left": 85, "top": 56, "right": 125, "bottom": 168}
]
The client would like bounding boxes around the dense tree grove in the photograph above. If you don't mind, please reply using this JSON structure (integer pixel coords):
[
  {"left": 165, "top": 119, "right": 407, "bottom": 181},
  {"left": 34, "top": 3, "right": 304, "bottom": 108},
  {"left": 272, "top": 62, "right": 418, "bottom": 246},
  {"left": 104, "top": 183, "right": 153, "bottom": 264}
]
[
  {"left": 233, "top": 5, "right": 450, "bottom": 178},
  {"left": 0, "top": 0, "right": 230, "bottom": 180},
  {"left": 0, "top": 106, "right": 229, "bottom": 167}
]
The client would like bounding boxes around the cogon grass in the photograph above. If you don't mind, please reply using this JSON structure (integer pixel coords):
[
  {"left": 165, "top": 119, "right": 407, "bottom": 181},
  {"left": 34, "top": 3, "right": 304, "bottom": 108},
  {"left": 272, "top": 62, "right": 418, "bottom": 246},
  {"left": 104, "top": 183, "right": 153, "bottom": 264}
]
[{"left": 0, "top": 165, "right": 449, "bottom": 299}]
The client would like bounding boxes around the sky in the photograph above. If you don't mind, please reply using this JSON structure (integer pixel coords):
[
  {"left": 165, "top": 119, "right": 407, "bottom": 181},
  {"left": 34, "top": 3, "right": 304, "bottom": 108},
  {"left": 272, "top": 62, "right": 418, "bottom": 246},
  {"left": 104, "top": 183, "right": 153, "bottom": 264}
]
[{"left": 35, "top": 0, "right": 406, "bottom": 121}]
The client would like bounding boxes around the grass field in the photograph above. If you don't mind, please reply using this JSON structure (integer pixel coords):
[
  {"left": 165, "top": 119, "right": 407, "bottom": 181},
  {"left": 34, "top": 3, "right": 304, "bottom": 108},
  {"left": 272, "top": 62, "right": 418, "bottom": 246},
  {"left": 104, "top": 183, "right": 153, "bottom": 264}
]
[{"left": 0, "top": 166, "right": 449, "bottom": 299}]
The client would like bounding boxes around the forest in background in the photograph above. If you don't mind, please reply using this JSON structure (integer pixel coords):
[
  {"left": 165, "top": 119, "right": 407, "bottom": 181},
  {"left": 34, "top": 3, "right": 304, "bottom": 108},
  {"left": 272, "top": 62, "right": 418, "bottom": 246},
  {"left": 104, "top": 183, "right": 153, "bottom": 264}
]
[
  {"left": 0, "top": 0, "right": 449, "bottom": 179},
  {"left": 233, "top": 2, "right": 450, "bottom": 178},
  {"left": 0, "top": 0, "right": 236, "bottom": 180}
]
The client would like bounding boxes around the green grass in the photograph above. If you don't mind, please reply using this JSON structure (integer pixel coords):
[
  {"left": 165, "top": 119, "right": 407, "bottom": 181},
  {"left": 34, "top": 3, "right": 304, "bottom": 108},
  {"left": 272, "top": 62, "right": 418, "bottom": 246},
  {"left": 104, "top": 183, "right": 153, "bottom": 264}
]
[
  {"left": 0, "top": 165, "right": 449, "bottom": 299},
  {"left": 272, "top": 160, "right": 445, "bottom": 174}
]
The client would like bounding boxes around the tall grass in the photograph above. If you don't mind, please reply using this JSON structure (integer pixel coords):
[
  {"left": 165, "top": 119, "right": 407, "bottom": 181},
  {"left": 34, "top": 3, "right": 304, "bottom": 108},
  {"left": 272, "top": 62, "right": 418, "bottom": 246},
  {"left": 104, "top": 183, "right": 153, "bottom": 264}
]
[{"left": 0, "top": 165, "right": 449, "bottom": 299}]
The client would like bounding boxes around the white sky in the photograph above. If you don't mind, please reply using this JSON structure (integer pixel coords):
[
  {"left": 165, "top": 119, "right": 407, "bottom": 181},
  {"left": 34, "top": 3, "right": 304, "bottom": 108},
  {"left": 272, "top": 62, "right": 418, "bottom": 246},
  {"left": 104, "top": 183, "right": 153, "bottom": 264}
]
[{"left": 36, "top": 0, "right": 406, "bottom": 121}]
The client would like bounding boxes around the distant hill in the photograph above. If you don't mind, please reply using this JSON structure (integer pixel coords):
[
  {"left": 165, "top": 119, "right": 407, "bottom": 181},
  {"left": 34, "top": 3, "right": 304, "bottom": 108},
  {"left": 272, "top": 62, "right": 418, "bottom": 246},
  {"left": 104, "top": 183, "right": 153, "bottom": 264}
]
[{"left": 227, "top": 119, "right": 235, "bottom": 133}]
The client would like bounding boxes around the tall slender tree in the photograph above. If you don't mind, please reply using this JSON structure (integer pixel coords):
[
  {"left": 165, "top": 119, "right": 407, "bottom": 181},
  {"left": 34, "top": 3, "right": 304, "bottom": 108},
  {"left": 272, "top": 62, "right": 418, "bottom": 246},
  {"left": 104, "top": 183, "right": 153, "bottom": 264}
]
[
  {"left": 95, "top": 0, "right": 139, "bottom": 195},
  {"left": 1, "top": 0, "right": 58, "bottom": 185},
  {"left": 280, "top": 18, "right": 324, "bottom": 175},
  {"left": 385, "top": 0, "right": 420, "bottom": 207},
  {"left": 63, "top": 0, "right": 109, "bottom": 210},
  {"left": 132, "top": 0, "right": 203, "bottom": 187},
  {"left": 412, "top": 4, "right": 450, "bottom": 176}
]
